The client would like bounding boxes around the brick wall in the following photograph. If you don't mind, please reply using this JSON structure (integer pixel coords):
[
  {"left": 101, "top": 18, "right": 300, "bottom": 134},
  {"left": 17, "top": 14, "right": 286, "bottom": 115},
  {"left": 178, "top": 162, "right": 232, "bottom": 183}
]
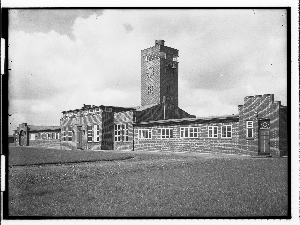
[
  {"left": 279, "top": 106, "right": 288, "bottom": 156},
  {"left": 141, "top": 41, "right": 179, "bottom": 107},
  {"left": 238, "top": 94, "right": 284, "bottom": 156},
  {"left": 102, "top": 112, "right": 114, "bottom": 150},
  {"left": 134, "top": 120, "right": 240, "bottom": 154},
  {"left": 114, "top": 111, "right": 134, "bottom": 151},
  {"left": 60, "top": 110, "right": 103, "bottom": 150}
]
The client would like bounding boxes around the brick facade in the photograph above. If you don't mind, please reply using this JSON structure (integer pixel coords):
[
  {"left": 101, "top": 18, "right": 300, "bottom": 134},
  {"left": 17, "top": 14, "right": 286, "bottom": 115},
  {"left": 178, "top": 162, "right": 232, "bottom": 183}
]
[
  {"left": 14, "top": 123, "right": 61, "bottom": 148},
  {"left": 141, "top": 40, "right": 179, "bottom": 107},
  {"left": 60, "top": 105, "right": 134, "bottom": 150},
  {"left": 133, "top": 116, "right": 240, "bottom": 154},
  {"left": 238, "top": 94, "right": 287, "bottom": 156}
]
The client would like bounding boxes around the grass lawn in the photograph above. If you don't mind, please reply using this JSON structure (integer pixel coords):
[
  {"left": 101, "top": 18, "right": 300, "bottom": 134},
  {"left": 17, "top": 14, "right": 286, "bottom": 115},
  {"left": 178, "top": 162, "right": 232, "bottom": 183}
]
[
  {"left": 8, "top": 147, "right": 134, "bottom": 166},
  {"left": 7, "top": 147, "right": 289, "bottom": 217}
]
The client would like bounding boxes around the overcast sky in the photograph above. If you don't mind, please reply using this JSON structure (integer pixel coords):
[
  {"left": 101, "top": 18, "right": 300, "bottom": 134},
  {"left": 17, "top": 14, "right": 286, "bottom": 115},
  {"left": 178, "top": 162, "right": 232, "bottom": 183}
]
[{"left": 8, "top": 9, "right": 287, "bottom": 134}]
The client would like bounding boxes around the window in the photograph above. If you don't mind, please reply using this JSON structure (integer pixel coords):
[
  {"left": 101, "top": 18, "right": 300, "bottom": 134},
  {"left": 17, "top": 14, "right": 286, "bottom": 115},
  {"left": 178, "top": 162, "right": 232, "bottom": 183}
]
[
  {"left": 208, "top": 126, "right": 218, "bottom": 138},
  {"left": 180, "top": 127, "right": 198, "bottom": 138},
  {"left": 246, "top": 121, "right": 254, "bottom": 138},
  {"left": 87, "top": 125, "right": 93, "bottom": 142},
  {"left": 30, "top": 133, "right": 35, "bottom": 140},
  {"left": 167, "top": 85, "right": 171, "bottom": 94},
  {"left": 62, "top": 128, "right": 66, "bottom": 141},
  {"left": 47, "top": 133, "right": 52, "bottom": 139},
  {"left": 158, "top": 128, "right": 173, "bottom": 139},
  {"left": 89, "top": 109, "right": 94, "bottom": 114},
  {"left": 147, "top": 86, "right": 154, "bottom": 94},
  {"left": 94, "top": 125, "right": 100, "bottom": 142},
  {"left": 221, "top": 125, "right": 232, "bottom": 138},
  {"left": 114, "top": 124, "right": 122, "bottom": 142},
  {"left": 138, "top": 129, "right": 152, "bottom": 139},
  {"left": 68, "top": 126, "right": 72, "bottom": 141},
  {"left": 123, "top": 124, "right": 129, "bottom": 141}
]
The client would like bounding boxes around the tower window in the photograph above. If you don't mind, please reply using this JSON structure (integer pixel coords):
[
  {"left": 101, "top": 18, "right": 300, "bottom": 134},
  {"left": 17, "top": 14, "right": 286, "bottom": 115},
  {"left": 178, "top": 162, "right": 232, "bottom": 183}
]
[
  {"left": 147, "top": 86, "right": 154, "bottom": 94},
  {"left": 167, "top": 85, "right": 171, "bottom": 94}
]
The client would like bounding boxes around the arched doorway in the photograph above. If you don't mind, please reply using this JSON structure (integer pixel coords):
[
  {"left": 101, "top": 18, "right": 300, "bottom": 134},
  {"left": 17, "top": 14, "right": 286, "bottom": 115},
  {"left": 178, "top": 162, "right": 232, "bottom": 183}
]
[{"left": 19, "top": 130, "right": 25, "bottom": 146}]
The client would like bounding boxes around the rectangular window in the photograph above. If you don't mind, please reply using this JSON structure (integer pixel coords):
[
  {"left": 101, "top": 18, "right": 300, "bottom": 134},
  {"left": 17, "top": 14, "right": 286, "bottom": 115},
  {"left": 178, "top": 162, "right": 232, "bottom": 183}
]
[
  {"left": 221, "top": 125, "right": 232, "bottom": 138},
  {"left": 138, "top": 129, "right": 152, "bottom": 139},
  {"left": 30, "top": 133, "right": 35, "bottom": 140},
  {"left": 208, "top": 126, "right": 218, "bottom": 138},
  {"left": 87, "top": 125, "right": 93, "bottom": 142},
  {"left": 246, "top": 121, "right": 254, "bottom": 138},
  {"left": 94, "top": 125, "right": 100, "bottom": 142},
  {"left": 62, "top": 129, "right": 65, "bottom": 141},
  {"left": 114, "top": 124, "right": 122, "bottom": 142},
  {"left": 123, "top": 124, "right": 129, "bottom": 142},
  {"left": 68, "top": 126, "right": 72, "bottom": 141},
  {"left": 47, "top": 133, "right": 52, "bottom": 139},
  {"left": 158, "top": 128, "right": 173, "bottom": 139},
  {"left": 180, "top": 127, "right": 198, "bottom": 138},
  {"left": 147, "top": 86, "right": 154, "bottom": 94}
]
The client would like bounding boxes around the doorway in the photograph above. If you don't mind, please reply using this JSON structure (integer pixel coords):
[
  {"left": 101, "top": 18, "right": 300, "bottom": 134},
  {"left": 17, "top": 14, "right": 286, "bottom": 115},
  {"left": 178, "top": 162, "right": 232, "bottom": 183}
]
[{"left": 258, "top": 119, "right": 270, "bottom": 155}]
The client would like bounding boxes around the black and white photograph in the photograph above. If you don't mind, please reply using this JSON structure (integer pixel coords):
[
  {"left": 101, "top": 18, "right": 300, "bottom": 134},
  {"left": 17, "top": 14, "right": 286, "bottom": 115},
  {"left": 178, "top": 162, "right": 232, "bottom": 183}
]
[{"left": 1, "top": 2, "right": 297, "bottom": 222}]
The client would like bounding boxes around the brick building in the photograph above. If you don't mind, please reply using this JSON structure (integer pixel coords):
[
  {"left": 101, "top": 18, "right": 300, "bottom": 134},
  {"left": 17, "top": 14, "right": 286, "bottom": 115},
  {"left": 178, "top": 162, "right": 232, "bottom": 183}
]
[
  {"left": 40, "top": 40, "right": 288, "bottom": 156},
  {"left": 14, "top": 123, "right": 61, "bottom": 148}
]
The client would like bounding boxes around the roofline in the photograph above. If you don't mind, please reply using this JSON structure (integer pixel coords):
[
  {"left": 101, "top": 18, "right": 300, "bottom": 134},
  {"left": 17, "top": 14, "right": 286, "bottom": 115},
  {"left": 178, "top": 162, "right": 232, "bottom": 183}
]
[{"left": 134, "top": 115, "right": 239, "bottom": 126}]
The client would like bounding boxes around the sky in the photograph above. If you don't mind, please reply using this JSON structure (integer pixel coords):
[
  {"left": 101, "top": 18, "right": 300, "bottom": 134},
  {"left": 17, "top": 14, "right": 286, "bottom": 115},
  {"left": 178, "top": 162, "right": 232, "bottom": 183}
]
[{"left": 8, "top": 9, "right": 288, "bottom": 134}]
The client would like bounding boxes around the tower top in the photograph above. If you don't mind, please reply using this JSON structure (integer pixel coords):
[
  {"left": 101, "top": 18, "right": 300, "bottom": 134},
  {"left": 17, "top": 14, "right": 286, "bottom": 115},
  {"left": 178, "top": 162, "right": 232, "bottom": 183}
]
[{"left": 155, "top": 40, "right": 165, "bottom": 47}]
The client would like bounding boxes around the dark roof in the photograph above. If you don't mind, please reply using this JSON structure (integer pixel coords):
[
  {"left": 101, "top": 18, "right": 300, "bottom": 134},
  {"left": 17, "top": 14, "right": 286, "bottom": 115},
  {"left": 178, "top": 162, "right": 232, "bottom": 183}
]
[
  {"left": 134, "top": 114, "right": 239, "bottom": 126},
  {"left": 134, "top": 103, "right": 159, "bottom": 111},
  {"left": 62, "top": 105, "right": 136, "bottom": 113},
  {"left": 27, "top": 125, "right": 60, "bottom": 131}
]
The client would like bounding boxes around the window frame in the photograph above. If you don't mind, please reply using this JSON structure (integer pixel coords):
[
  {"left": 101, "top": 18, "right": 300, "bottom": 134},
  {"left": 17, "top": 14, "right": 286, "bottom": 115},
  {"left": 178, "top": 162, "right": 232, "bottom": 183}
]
[
  {"left": 123, "top": 123, "right": 129, "bottom": 142},
  {"left": 114, "top": 124, "right": 122, "bottom": 142},
  {"left": 147, "top": 86, "right": 154, "bottom": 95},
  {"left": 180, "top": 127, "right": 198, "bottom": 138},
  {"left": 93, "top": 125, "right": 100, "bottom": 142},
  {"left": 138, "top": 129, "right": 152, "bottom": 139},
  {"left": 208, "top": 126, "right": 218, "bottom": 138},
  {"left": 87, "top": 125, "right": 93, "bottom": 142},
  {"left": 221, "top": 125, "right": 232, "bottom": 139},
  {"left": 157, "top": 128, "right": 173, "bottom": 139},
  {"left": 30, "top": 133, "right": 35, "bottom": 140},
  {"left": 246, "top": 121, "right": 254, "bottom": 139},
  {"left": 68, "top": 126, "right": 72, "bottom": 141}
]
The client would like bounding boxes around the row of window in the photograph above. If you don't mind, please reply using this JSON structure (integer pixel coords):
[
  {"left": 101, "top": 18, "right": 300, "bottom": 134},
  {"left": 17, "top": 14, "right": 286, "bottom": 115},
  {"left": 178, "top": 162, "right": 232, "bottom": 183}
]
[
  {"left": 30, "top": 133, "right": 60, "bottom": 140},
  {"left": 138, "top": 125, "right": 233, "bottom": 139},
  {"left": 61, "top": 124, "right": 130, "bottom": 143},
  {"left": 60, "top": 121, "right": 255, "bottom": 142}
]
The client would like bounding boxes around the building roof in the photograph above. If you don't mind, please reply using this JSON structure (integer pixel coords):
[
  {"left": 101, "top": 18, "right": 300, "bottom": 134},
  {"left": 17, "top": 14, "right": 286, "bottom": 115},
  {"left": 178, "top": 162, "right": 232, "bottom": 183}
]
[
  {"left": 27, "top": 125, "right": 60, "bottom": 131},
  {"left": 134, "top": 103, "right": 159, "bottom": 111},
  {"left": 134, "top": 114, "right": 239, "bottom": 126},
  {"left": 62, "top": 104, "right": 136, "bottom": 113}
]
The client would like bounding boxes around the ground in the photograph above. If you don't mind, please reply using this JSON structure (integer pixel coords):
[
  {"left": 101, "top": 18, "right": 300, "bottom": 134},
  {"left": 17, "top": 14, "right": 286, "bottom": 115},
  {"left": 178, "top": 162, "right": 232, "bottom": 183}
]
[{"left": 7, "top": 147, "right": 289, "bottom": 217}]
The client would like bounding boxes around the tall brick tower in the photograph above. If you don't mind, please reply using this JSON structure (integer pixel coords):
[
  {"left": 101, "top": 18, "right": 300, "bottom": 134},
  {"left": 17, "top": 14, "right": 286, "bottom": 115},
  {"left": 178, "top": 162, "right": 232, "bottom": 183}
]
[{"left": 141, "top": 40, "right": 179, "bottom": 107}]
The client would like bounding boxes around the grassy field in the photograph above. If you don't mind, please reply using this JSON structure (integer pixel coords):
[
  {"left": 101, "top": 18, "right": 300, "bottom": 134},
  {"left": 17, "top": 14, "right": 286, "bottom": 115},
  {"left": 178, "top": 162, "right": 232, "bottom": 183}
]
[
  {"left": 7, "top": 147, "right": 288, "bottom": 217},
  {"left": 8, "top": 147, "right": 134, "bottom": 166}
]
